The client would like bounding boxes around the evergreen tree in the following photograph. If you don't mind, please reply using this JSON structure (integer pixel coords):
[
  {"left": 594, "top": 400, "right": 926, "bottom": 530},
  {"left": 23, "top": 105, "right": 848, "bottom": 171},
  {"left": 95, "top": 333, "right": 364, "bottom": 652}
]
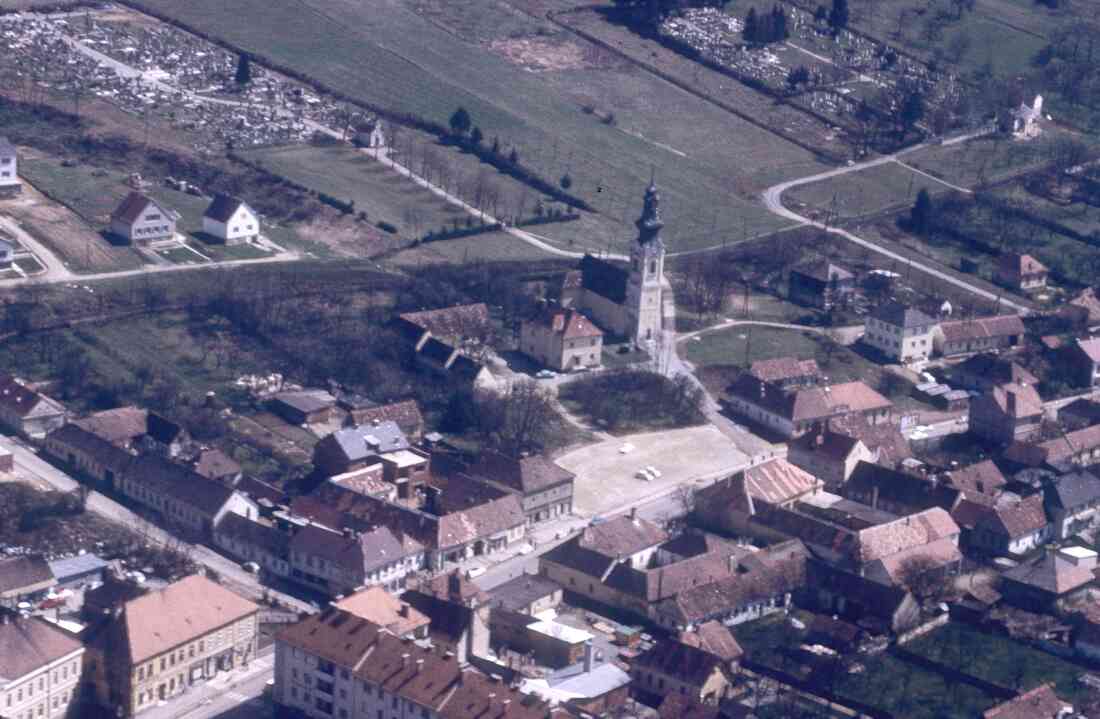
[
  {"left": 234, "top": 53, "right": 252, "bottom": 85},
  {"left": 773, "top": 5, "right": 789, "bottom": 40},
  {"left": 900, "top": 90, "right": 925, "bottom": 137},
  {"left": 560, "top": 174, "right": 573, "bottom": 190},
  {"left": 910, "top": 189, "right": 933, "bottom": 236},
  {"left": 449, "top": 107, "right": 472, "bottom": 136},
  {"left": 829, "top": 0, "right": 849, "bottom": 29},
  {"left": 470, "top": 126, "right": 484, "bottom": 147},
  {"left": 743, "top": 7, "right": 759, "bottom": 43}
]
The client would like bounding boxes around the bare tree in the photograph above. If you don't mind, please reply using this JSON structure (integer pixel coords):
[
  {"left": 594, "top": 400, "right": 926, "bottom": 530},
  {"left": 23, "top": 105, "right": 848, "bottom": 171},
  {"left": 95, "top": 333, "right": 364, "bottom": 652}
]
[{"left": 896, "top": 554, "right": 952, "bottom": 603}]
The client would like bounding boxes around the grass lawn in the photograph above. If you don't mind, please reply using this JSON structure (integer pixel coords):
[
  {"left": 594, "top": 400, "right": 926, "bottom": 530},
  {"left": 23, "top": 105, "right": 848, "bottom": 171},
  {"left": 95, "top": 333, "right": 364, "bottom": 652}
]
[
  {"left": 130, "top": 0, "right": 822, "bottom": 253},
  {"left": 190, "top": 240, "right": 274, "bottom": 262},
  {"left": 903, "top": 129, "right": 1086, "bottom": 189},
  {"left": 785, "top": 161, "right": 955, "bottom": 220},
  {"left": 14, "top": 256, "right": 43, "bottom": 274},
  {"left": 906, "top": 622, "right": 1095, "bottom": 706},
  {"left": 157, "top": 245, "right": 208, "bottom": 264}
]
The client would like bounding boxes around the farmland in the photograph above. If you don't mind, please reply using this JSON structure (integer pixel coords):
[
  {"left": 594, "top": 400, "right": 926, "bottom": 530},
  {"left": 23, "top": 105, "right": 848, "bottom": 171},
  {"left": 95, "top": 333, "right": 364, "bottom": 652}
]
[{"left": 128, "top": 0, "right": 826, "bottom": 253}]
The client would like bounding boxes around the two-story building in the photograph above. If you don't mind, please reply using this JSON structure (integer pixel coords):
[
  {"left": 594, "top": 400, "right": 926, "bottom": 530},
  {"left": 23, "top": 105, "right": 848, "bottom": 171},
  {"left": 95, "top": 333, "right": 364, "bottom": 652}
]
[
  {"left": 862, "top": 301, "right": 937, "bottom": 364},
  {"left": 630, "top": 638, "right": 735, "bottom": 707},
  {"left": 725, "top": 375, "right": 893, "bottom": 439},
  {"left": 787, "top": 261, "right": 855, "bottom": 311},
  {"left": 287, "top": 524, "right": 426, "bottom": 595},
  {"left": 274, "top": 606, "right": 549, "bottom": 719},
  {"left": 202, "top": 194, "right": 260, "bottom": 244},
  {"left": 0, "top": 137, "right": 21, "bottom": 195},
  {"left": 464, "top": 451, "right": 575, "bottom": 524},
  {"left": 969, "top": 382, "right": 1043, "bottom": 446},
  {"left": 1043, "top": 471, "right": 1100, "bottom": 540},
  {"left": 519, "top": 306, "right": 603, "bottom": 372},
  {"left": 1063, "top": 337, "right": 1100, "bottom": 389},
  {"left": 82, "top": 574, "right": 259, "bottom": 717},
  {"left": 953, "top": 493, "right": 1050, "bottom": 557},
  {"left": 109, "top": 193, "right": 179, "bottom": 245},
  {"left": 0, "top": 616, "right": 84, "bottom": 719},
  {"left": 994, "top": 252, "right": 1048, "bottom": 292},
  {"left": 786, "top": 430, "right": 874, "bottom": 490}
]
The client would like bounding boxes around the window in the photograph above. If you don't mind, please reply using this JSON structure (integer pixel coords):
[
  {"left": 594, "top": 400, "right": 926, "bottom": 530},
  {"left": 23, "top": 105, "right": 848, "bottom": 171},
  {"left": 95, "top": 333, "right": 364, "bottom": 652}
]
[{"left": 145, "top": 213, "right": 162, "bottom": 221}]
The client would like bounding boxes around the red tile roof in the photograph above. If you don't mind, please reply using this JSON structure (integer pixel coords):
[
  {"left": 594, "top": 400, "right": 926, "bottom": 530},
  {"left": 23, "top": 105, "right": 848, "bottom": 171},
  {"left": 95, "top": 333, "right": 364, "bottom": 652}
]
[
  {"left": 983, "top": 683, "right": 1069, "bottom": 719},
  {"left": 749, "top": 357, "right": 821, "bottom": 384},
  {"left": 939, "top": 315, "right": 1026, "bottom": 344}
]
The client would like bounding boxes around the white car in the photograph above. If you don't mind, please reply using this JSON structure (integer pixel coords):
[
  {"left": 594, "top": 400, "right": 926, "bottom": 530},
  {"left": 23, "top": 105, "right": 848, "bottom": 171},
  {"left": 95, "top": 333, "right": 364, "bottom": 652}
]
[
  {"left": 535, "top": 369, "right": 556, "bottom": 379},
  {"left": 466, "top": 566, "right": 487, "bottom": 579},
  {"left": 635, "top": 469, "right": 654, "bottom": 481},
  {"left": 516, "top": 544, "right": 534, "bottom": 556},
  {"left": 645, "top": 466, "right": 662, "bottom": 479}
]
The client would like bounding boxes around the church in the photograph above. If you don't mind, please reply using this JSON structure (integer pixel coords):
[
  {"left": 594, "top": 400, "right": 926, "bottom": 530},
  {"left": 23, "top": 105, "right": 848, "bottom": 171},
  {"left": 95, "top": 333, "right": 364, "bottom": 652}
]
[{"left": 558, "top": 182, "right": 673, "bottom": 348}]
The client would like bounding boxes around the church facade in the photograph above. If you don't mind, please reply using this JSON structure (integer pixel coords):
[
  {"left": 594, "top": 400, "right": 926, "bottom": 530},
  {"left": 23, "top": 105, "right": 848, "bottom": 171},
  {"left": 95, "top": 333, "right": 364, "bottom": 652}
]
[{"left": 559, "top": 183, "right": 671, "bottom": 347}]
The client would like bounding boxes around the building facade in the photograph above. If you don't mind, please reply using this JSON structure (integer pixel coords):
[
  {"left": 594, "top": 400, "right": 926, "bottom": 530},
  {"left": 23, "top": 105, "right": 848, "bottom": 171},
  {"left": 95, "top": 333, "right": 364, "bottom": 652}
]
[
  {"left": 519, "top": 307, "right": 603, "bottom": 372},
  {"left": 625, "top": 182, "right": 667, "bottom": 347},
  {"left": 0, "top": 617, "right": 84, "bottom": 719},
  {"left": 109, "top": 193, "right": 178, "bottom": 245},
  {"left": 82, "top": 575, "right": 259, "bottom": 717},
  {"left": 862, "top": 301, "right": 937, "bottom": 364},
  {"left": 202, "top": 194, "right": 260, "bottom": 244},
  {"left": 0, "top": 137, "right": 21, "bottom": 195}
]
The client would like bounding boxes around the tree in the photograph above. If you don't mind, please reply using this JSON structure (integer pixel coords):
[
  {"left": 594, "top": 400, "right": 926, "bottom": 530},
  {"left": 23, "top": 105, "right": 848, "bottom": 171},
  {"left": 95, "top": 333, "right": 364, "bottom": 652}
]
[
  {"left": 771, "top": 4, "right": 789, "bottom": 40},
  {"left": 470, "top": 126, "right": 484, "bottom": 147},
  {"left": 560, "top": 173, "right": 573, "bottom": 190},
  {"left": 234, "top": 53, "right": 252, "bottom": 85},
  {"left": 508, "top": 148, "right": 519, "bottom": 165},
  {"left": 896, "top": 554, "right": 952, "bottom": 603},
  {"left": 449, "top": 107, "right": 472, "bottom": 136},
  {"left": 900, "top": 89, "right": 925, "bottom": 138},
  {"left": 787, "top": 65, "right": 811, "bottom": 91},
  {"left": 743, "top": 7, "right": 759, "bottom": 42},
  {"left": 910, "top": 188, "right": 934, "bottom": 235},
  {"left": 828, "top": 0, "right": 849, "bottom": 29}
]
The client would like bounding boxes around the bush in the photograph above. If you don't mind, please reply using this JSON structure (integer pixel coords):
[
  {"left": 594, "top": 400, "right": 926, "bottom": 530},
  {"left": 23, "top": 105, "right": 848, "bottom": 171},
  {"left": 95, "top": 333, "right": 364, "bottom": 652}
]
[
  {"left": 559, "top": 369, "right": 705, "bottom": 432},
  {"left": 377, "top": 221, "right": 398, "bottom": 234}
]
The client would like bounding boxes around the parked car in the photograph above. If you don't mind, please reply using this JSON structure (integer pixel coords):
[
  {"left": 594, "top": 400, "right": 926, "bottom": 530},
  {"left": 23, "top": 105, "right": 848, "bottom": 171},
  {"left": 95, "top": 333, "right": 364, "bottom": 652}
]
[
  {"left": 536, "top": 369, "right": 556, "bottom": 379},
  {"left": 635, "top": 469, "right": 654, "bottom": 481},
  {"left": 466, "top": 566, "right": 487, "bottom": 579},
  {"left": 645, "top": 466, "right": 662, "bottom": 479}
]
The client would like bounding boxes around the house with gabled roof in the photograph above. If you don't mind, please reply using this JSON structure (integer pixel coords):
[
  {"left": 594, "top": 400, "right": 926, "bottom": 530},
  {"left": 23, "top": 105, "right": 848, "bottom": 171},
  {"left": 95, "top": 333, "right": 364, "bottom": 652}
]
[
  {"left": 694, "top": 458, "right": 824, "bottom": 533},
  {"left": 109, "top": 192, "right": 179, "bottom": 245},
  {"left": 202, "top": 193, "right": 259, "bottom": 244},
  {"left": 1043, "top": 470, "right": 1100, "bottom": 539},
  {"left": 993, "top": 251, "right": 1047, "bottom": 292},
  {"left": 982, "top": 683, "right": 1072, "bottom": 719},
  {"left": 1061, "top": 337, "right": 1100, "bottom": 389},
  {"left": 955, "top": 493, "right": 1050, "bottom": 556},
  {"left": 312, "top": 420, "right": 410, "bottom": 477},
  {"left": 1001, "top": 547, "right": 1096, "bottom": 613},
  {"left": 631, "top": 637, "right": 736, "bottom": 707},
  {"left": 787, "top": 260, "right": 855, "bottom": 310},
  {"left": 969, "top": 382, "right": 1043, "bottom": 446},
  {"left": 748, "top": 357, "right": 821, "bottom": 390},
  {"left": 463, "top": 450, "right": 574, "bottom": 524},
  {"left": 287, "top": 523, "right": 427, "bottom": 595},
  {"left": 0, "top": 374, "right": 66, "bottom": 439},
  {"left": 0, "top": 554, "right": 56, "bottom": 609},
  {"left": 787, "top": 429, "right": 874, "bottom": 489},
  {"left": 520, "top": 306, "right": 603, "bottom": 372},
  {"left": 725, "top": 374, "right": 892, "bottom": 439},
  {"left": 935, "top": 315, "right": 1027, "bottom": 358},
  {"left": 949, "top": 354, "right": 1038, "bottom": 393}
]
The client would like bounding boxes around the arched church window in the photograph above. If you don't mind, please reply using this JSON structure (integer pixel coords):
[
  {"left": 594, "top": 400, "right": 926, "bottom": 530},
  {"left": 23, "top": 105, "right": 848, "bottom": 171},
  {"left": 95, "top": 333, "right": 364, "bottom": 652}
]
[{"left": 649, "top": 260, "right": 657, "bottom": 275}]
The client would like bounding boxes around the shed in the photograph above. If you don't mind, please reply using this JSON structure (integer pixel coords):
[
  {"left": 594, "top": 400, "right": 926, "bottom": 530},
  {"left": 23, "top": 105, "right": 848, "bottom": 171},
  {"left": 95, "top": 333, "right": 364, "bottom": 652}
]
[{"left": 48, "top": 553, "right": 108, "bottom": 590}]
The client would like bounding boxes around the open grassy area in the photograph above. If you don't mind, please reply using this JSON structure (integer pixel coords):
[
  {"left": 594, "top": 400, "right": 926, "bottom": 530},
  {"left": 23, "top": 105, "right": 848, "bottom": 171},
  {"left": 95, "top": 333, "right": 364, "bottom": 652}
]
[
  {"left": 907, "top": 622, "right": 1094, "bottom": 706},
  {"left": 243, "top": 144, "right": 473, "bottom": 242},
  {"left": 903, "top": 129, "right": 1086, "bottom": 189},
  {"left": 785, "top": 160, "right": 959, "bottom": 220},
  {"left": 384, "top": 231, "right": 561, "bottom": 267},
  {"left": 130, "top": 0, "right": 824, "bottom": 253}
]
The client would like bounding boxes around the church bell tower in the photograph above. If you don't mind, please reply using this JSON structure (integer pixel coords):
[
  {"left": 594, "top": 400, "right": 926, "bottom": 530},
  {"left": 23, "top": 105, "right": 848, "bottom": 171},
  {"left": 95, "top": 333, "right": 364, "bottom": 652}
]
[{"left": 626, "top": 181, "right": 666, "bottom": 347}]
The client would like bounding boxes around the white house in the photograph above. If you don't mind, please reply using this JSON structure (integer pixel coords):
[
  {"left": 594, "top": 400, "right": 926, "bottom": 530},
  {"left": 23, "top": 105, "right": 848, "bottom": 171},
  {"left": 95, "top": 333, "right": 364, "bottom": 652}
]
[
  {"left": 109, "top": 193, "right": 179, "bottom": 245},
  {"left": 0, "top": 137, "right": 20, "bottom": 195},
  {"left": 862, "top": 300, "right": 937, "bottom": 364},
  {"left": 202, "top": 194, "right": 260, "bottom": 245},
  {"left": 1012, "top": 95, "right": 1044, "bottom": 140},
  {"left": 0, "top": 617, "right": 84, "bottom": 719}
]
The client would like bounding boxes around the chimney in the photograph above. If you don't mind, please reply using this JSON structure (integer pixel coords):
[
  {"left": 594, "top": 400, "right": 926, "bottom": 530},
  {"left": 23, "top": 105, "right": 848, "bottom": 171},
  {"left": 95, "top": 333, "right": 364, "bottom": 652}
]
[
  {"left": 401, "top": 653, "right": 410, "bottom": 667},
  {"left": 815, "top": 432, "right": 825, "bottom": 448},
  {"left": 630, "top": 507, "right": 637, "bottom": 521},
  {"left": 1006, "top": 389, "right": 1017, "bottom": 417},
  {"left": 415, "top": 658, "right": 424, "bottom": 673},
  {"left": 583, "top": 641, "right": 594, "bottom": 673},
  {"left": 399, "top": 603, "right": 410, "bottom": 618}
]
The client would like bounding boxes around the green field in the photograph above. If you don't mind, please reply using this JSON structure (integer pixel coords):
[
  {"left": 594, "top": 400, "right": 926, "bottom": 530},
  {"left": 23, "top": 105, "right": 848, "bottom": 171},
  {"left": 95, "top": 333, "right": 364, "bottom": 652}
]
[
  {"left": 130, "top": 0, "right": 825, "bottom": 252},
  {"left": 785, "top": 161, "right": 950, "bottom": 220},
  {"left": 904, "top": 129, "right": 1083, "bottom": 189},
  {"left": 848, "top": 0, "right": 1061, "bottom": 75},
  {"left": 906, "top": 622, "right": 1093, "bottom": 706},
  {"left": 384, "top": 231, "right": 562, "bottom": 267}
]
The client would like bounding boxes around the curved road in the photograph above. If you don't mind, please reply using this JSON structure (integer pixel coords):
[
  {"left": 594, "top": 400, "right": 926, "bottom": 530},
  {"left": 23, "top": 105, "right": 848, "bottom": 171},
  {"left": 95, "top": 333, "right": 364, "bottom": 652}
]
[{"left": 760, "top": 135, "right": 1031, "bottom": 315}]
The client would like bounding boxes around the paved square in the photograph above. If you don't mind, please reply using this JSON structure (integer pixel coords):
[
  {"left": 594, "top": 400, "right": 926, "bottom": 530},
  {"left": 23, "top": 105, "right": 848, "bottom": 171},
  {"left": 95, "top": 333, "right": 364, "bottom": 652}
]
[{"left": 557, "top": 425, "right": 750, "bottom": 517}]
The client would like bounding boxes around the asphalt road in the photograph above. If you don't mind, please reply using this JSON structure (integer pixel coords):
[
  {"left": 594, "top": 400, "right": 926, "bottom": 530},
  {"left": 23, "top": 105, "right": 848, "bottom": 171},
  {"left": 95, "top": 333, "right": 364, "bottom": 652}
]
[{"left": 0, "top": 435, "right": 313, "bottom": 613}]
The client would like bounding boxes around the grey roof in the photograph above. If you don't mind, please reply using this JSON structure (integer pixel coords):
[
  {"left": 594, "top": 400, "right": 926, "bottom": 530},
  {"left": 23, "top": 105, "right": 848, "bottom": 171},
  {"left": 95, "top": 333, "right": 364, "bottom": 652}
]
[
  {"left": 48, "top": 554, "right": 108, "bottom": 582},
  {"left": 1044, "top": 471, "right": 1100, "bottom": 511},
  {"left": 271, "top": 389, "right": 336, "bottom": 415},
  {"left": 871, "top": 300, "right": 935, "bottom": 328},
  {"left": 550, "top": 663, "right": 631, "bottom": 697},
  {"left": 204, "top": 193, "right": 251, "bottom": 223},
  {"left": 329, "top": 421, "right": 410, "bottom": 462},
  {"left": 579, "top": 255, "right": 629, "bottom": 304},
  {"left": 0, "top": 136, "right": 15, "bottom": 156},
  {"left": 487, "top": 574, "right": 562, "bottom": 612}
]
